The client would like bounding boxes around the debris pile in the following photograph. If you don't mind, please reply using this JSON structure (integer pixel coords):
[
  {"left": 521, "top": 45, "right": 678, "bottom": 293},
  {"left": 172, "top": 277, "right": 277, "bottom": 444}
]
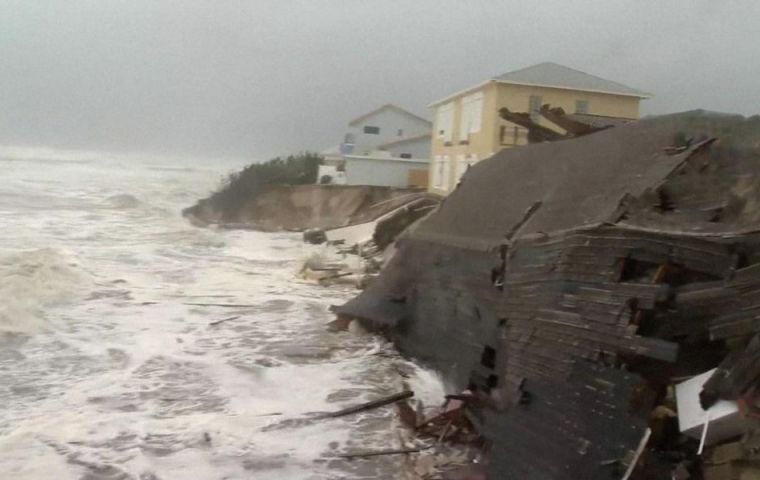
[
  {"left": 401, "top": 391, "right": 481, "bottom": 446},
  {"left": 300, "top": 192, "right": 437, "bottom": 287},
  {"left": 299, "top": 253, "right": 360, "bottom": 286},
  {"left": 335, "top": 110, "right": 760, "bottom": 478},
  {"left": 287, "top": 387, "right": 484, "bottom": 479}
]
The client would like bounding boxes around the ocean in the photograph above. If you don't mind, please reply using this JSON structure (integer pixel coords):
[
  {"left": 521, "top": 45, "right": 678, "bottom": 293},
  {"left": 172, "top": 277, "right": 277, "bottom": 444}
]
[{"left": 0, "top": 149, "right": 444, "bottom": 479}]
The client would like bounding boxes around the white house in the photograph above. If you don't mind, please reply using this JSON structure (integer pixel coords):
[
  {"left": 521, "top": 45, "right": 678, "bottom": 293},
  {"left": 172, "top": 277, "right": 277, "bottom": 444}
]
[
  {"left": 319, "top": 104, "right": 432, "bottom": 188},
  {"left": 344, "top": 104, "right": 432, "bottom": 155},
  {"left": 341, "top": 152, "right": 429, "bottom": 188},
  {"left": 376, "top": 133, "right": 431, "bottom": 160}
]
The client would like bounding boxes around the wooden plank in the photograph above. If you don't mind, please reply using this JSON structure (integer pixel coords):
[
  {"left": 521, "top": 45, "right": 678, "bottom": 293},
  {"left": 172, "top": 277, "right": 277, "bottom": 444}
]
[{"left": 322, "top": 391, "right": 414, "bottom": 419}]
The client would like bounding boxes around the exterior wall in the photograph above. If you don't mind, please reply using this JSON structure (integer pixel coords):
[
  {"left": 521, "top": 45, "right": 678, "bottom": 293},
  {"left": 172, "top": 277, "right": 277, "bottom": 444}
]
[
  {"left": 322, "top": 154, "right": 343, "bottom": 166},
  {"left": 428, "top": 81, "right": 642, "bottom": 196},
  {"left": 408, "top": 169, "right": 428, "bottom": 188},
  {"left": 495, "top": 82, "right": 640, "bottom": 121},
  {"left": 383, "top": 136, "right": 431, "bottom": 160},
  {"left": 347, "top": 109, "right": 432, "bottom": 155},
  {"left": 316, "top": 164, "right": 346, "bottom": 184},
  {"left": 429, "top": 83, "right": 498, "bottom": 196},
  {"left": 343, "top": 155, "right": 429, "bottom": 187}
]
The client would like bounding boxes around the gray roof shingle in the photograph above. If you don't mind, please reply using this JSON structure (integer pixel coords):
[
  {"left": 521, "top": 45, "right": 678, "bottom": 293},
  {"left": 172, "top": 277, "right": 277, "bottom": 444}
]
[{"left": 493, "top": 62, "right": 649, "bottom": 98}]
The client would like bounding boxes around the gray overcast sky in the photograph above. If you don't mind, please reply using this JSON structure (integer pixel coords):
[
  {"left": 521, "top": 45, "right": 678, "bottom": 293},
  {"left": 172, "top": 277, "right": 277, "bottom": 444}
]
[{"left": 1, "top": 0, "right": 758, "bottom": 160}]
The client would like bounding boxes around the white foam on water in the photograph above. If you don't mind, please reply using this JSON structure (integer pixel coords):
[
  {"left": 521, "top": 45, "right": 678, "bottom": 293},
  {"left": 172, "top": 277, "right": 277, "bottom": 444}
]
[
  {"left": 0, "top": 151, "right": 442, "bottom": 479},
  {"left": 0, "top": 248, "right": 91, "bottom": 333},
  {"left": 104, "top": 193, "right": 143, "bottom": 209},
  {"left": 405, "top": 363, "right": 449, "bottom": 408}
]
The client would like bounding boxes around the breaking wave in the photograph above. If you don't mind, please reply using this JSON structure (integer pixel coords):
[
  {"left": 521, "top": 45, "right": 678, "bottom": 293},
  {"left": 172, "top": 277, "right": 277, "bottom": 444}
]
[{"left": 0, "top": 248, "right": 90, "bottom": 332}]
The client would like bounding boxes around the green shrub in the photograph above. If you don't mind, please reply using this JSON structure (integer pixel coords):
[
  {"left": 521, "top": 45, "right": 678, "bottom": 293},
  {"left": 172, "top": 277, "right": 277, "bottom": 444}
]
[{"left": 207, "top": 151, "right": 323, "bottom": 218}]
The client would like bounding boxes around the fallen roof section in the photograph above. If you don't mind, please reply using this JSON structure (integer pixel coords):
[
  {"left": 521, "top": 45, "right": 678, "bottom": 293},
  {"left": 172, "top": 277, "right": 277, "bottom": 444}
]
[
  {"left": 336, "top": 110, "right": 760, "bottom": 479},
  {"left": 415, "top": 113, "right": 711, "bottom": 248}
]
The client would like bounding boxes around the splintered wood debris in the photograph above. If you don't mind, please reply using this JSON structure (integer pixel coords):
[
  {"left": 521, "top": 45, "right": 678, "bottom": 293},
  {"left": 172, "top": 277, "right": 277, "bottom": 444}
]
[{"left": 335, "top": 109, "right": 760, "bottom": 479}]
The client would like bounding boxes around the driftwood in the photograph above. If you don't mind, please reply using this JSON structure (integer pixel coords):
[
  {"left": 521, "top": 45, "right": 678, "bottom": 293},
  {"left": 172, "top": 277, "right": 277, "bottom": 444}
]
[
  {"left": 318, "top": 272, "right": 355, "bottom": 284},
  {"left": 209, "top": 315, "right": 240, "bottom": 327},
  {"left": 323, "top": 391, "right": 414, "bottom": 419},
  {"left": 437, "top": 418, "right": 454, "bottom": 444},
  {"left": 335, "top": 447, "right": 423, "bottom": 459}
]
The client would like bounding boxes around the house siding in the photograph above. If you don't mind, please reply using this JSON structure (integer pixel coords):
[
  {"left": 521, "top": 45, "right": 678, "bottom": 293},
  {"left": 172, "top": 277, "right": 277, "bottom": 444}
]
[
  {"left": 428, "top": 81, "right": 643, "bottom": 196},
  {"left": 383, "top": 136, "right": 432, "bottom": 160},
  {"left": 344, "top": 155, "right": 429, "bottom": 188},
  {"left": 348, "top": 108, "right": 432, "bottom": 155}
]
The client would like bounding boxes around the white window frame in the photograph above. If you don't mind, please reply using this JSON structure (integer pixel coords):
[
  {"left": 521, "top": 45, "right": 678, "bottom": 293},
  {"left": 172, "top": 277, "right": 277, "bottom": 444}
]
[
  {"left": 575, "top": 99, "right": 589, "bottom": 114},
  {"left": 441, "top": 155, "right": 451, "bottom": 191},
  {"left": 529, "top": 95, "right": 542, "bottom": 119},
  {"left": 432, "top": 155, "right": 443, "bottom": 189},
  {"left": 436, "top": 102, "right": 454, "bottom": 142},
  {"left": 459, "top": 92, "right": 483, "bottom": 141},
  {"left": 455, "top": 154, "right": 467, "bottom": 182},
  {"left": 455, "top": 154, "right": 478, "bottom": 183}
]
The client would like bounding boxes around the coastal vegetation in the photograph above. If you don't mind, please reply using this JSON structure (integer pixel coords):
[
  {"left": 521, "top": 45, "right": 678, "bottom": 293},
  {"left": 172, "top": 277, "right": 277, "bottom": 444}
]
[{"left": 206, "top": 152, "right": 323, "bottom": 218}]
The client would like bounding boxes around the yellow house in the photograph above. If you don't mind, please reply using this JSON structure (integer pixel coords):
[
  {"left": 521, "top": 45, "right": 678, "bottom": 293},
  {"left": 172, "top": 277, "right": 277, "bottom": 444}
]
[{"left": 428, "top": 62, "right": 650, "bottom": 195}]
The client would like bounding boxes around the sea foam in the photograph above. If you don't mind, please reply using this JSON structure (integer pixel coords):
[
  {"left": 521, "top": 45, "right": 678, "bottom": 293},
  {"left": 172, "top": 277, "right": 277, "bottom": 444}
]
[{"left": 0, "top": 248, "right": 89, "bottom": 332}]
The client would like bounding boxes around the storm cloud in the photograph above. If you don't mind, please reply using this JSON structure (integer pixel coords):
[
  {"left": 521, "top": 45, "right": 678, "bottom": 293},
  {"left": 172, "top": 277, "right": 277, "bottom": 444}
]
[{"left": 1, "top": 0, "right": 758, "bottom": 160}]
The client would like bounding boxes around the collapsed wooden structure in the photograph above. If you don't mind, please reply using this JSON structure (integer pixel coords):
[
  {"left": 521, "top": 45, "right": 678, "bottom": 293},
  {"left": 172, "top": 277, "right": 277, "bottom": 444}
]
[{"left": 336, "top": 110, "right": 760, "bottom": 479}]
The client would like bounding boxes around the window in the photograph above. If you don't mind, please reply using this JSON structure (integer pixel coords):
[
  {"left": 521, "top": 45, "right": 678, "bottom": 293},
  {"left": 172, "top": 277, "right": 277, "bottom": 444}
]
[
  {"left": 529, "top": 95, "right": 542, "bottom": 119},
  {"left": 480, "top": 345, "right": 496, "bottom": 369},
  {"left": 363, "top": 125, "right": 380, "bottom": 134},
  {"left": 343, "top": 133, "right": 355, "bottom": 144},
  {"left": 441, "top": 155, "right": 450, "bottom": 190},
  {"left": 397, "top": 129, "right": 404, "bottom": 137},
  {"left": 575, "top": 99, "right": 589, "bottom": 114},
  {"left": 433, "top": 155, "right": 450, "bottom": 190},
  {"left": 432, "top": 156, "right": 443, "bottom": 188},
  {"left": 459, "top": 92, "right": 483, "bottom": 141},
  {"left": 435, "top": 102, "right": 454, "bottom": 142},
  {"left": 399, "top": 153, "right": 412, "bottom": 159},
  {"left": 455, "top": 154, "right": 477, "bottom": 183},
  {"left": 500, "top": 125, "right": 522, "bottom": 146},
  {"left": 455, "top": 154, "right": 467, "bottom": 182}
]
